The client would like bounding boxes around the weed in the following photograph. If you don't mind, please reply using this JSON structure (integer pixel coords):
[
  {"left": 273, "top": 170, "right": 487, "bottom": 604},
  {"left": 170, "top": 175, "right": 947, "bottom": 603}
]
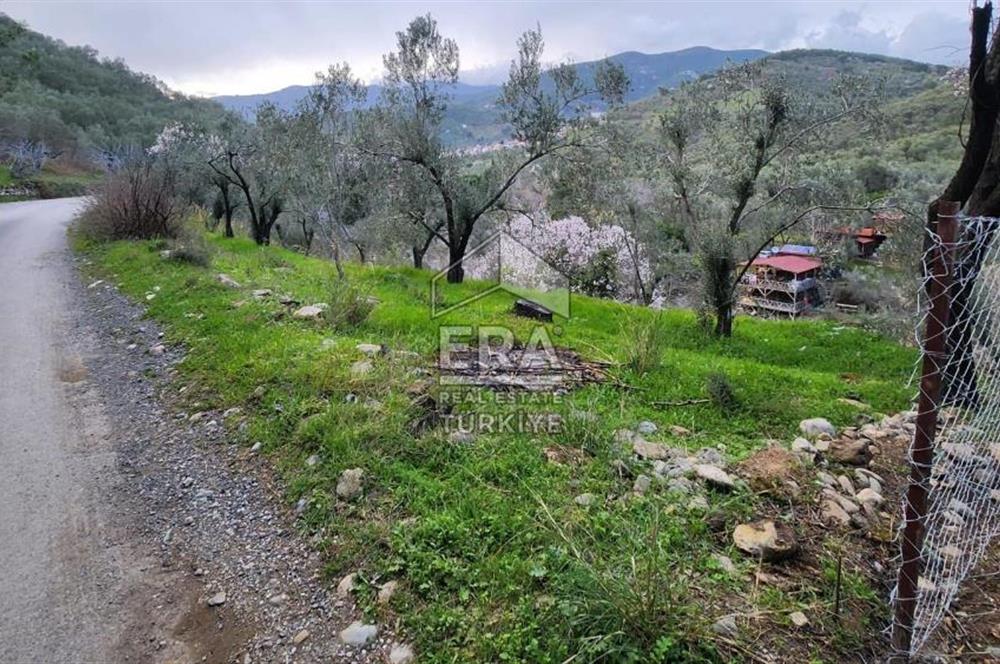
[
  {"left": 623, "top": 310, "right": 670, "bottom": 375},
  {"left": 325, "top": 280, "right": 376, "bottom": 331}
]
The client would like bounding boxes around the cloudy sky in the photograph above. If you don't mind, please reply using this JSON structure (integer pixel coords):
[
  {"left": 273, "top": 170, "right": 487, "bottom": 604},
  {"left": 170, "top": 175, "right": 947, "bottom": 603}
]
[{"left": 4, "top": 1, "right": 972, "bottom": 97}]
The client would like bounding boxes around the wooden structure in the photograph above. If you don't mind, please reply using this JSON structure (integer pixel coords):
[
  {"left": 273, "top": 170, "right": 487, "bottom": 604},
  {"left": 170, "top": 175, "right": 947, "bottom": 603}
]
[{"left": 739, "top": 254, "right": 822, "bottom": 317}]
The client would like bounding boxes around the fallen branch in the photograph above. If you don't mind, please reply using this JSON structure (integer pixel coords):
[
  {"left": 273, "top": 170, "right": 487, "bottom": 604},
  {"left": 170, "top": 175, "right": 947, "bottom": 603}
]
[{"left": 652, "top": 398, "right": 711, "bottom": 407}]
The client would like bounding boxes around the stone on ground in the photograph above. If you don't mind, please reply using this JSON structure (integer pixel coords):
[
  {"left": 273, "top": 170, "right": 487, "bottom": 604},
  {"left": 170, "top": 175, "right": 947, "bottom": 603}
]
[
  {"left": 732, "top": 520, "right": 799, "bottom": 562},
  {"left": 694, "top": 464, "right": 735, "bottom": 490},
  {"left": 799, "top": 417, "right": 836, "bottom": 438},
  {"left": 339, "top": 621, "right": 378, "bottom": 646},
  {"left": 635, "top": 420, "right": 657, "bottom": 435},
  {"left": 336, "top": 468, "right": 364, "bottom": 500},
  {"left": 828, "top": 438, "right": 872, "bottom": 466},
  {"left": 632, "top": 439, "right": 670, "bottom": 461},
  {"left": 216, "top": 273, "right": 241, "bottom": 288},
  {"left": 292, "top": 303, "right": 328, "bottom": 320},
  {"left": 389, "top": 643, "right": 416, "bottom": 664},
  {"left": 207, "top": 591, "right": 227, "bottom": 606}
]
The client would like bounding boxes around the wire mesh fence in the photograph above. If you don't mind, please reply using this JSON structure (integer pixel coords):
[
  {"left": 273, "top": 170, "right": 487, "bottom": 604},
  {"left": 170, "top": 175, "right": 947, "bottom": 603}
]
[{"left": 891, "top": 205, "right": 1000, "bottom": 658}]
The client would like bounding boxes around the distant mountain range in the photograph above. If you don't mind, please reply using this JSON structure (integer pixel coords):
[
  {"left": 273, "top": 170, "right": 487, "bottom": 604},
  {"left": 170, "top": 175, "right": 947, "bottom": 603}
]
[{"left": 213, "top": 46, "right": 769, "bottom": 146}]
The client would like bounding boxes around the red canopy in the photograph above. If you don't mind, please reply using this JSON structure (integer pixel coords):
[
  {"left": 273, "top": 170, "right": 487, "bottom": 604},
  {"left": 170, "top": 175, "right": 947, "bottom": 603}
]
[{"left": 751, "top": 254, "right": 822, "bottom": 275}]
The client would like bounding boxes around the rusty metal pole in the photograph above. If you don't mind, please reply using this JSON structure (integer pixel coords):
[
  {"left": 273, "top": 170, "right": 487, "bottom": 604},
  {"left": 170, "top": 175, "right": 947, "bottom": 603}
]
[{"left": 890, "top": 200, "right": 960, "bottom": 660}]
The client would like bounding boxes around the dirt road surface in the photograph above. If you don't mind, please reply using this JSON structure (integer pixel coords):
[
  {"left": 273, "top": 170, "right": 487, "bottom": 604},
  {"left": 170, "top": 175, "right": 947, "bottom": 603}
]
[{"left": 0, "top": 198, "right": 142, "bottom": 661}]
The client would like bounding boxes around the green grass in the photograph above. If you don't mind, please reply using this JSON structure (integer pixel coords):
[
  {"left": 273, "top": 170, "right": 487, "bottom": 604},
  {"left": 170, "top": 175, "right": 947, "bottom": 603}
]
[
  {"left": 81, "top": 234, "right": 915, "bottom": 662},
  {"left": 0, "top": 165, "right": 12, "bottom": 187}
]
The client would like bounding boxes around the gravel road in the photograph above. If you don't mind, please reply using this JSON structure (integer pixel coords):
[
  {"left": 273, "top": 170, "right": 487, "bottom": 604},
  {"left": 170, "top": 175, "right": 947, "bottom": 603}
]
[{"left": 0, "top": 199, "right": 398, "bottom": 663}]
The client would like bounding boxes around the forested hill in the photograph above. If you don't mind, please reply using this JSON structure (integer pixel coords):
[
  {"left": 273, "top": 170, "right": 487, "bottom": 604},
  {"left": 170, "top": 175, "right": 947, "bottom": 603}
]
[
  {"left": 0, "top": 13, "right": 229, "bottom": 158},
  {"left": 619, "top": 48, "right": 964, "bottom": 196},
  {"left": 214, "top": 46, "right": 769, "bottom": 146}
]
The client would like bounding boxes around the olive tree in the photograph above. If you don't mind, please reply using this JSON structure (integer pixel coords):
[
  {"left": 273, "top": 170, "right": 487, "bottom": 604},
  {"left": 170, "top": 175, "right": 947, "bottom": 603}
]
[
  {"left": 368, "top": 14, "right": 628, "bottom": 283},
  {"left": 659, "top": 62, "right": 882, "bottom": 336}
]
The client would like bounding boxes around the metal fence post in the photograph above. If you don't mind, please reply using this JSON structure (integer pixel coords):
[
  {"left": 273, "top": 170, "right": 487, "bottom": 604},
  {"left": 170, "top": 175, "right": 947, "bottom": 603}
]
[{"left": 890, "top": 200, "right": 960, "bottom": 660}]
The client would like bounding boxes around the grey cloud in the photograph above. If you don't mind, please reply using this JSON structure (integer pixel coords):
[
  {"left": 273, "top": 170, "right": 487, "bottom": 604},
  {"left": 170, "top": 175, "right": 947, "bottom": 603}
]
[{"left": 2, "top": 1, "right": 972, "bottom": 95}]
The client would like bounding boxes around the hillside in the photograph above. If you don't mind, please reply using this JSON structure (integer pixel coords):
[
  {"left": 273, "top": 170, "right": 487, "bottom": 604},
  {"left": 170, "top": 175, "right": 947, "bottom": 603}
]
[
  {"left": 214, "top": 46, "right": 768, "bottom": 146},
  {"left": 620, "top": 49, "right": 964, "bottom": 203},
  {"left": 0, "top": 13, "right": 229, "bottom": 159},
  {"left": 76, "top": 229, "right": 922, "bottom": 662}
]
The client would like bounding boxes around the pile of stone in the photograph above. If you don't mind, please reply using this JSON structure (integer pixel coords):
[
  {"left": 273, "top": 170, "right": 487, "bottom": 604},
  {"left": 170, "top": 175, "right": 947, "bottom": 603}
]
[
  {"left": 606, "top": 422, "right": 737, "bottom": 511},
  {"left": 790, "top": 414, "right": 910, "bottom": 531}
]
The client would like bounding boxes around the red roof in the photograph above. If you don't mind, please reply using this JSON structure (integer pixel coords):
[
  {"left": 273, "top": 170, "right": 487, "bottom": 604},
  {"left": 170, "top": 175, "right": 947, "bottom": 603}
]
[
  {"left": 751, "top": 255, "right": 822, "bottom": 275},
  {"left": 857, "top": 227, "right": 879, "bottom": 238},
  {"left": 856, "top": 236, "right": 877, "bottom": 245}
]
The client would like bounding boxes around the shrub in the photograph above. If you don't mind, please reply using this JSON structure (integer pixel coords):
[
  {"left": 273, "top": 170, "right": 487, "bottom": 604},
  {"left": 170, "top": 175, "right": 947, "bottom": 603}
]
[
  {"left": 706, "top": 372, "right": 738, "bottom": 412},
  {"left": 163, "top": 230, "right": 212, "bottom": 267},
  {"left": 77, "top": 159, "right": 184, "bottom": 241},
  {"left": 623, "top": 311, "right": 669, "bottom": 374},
  {"left": 325, "top": 280, "right": 376, "bottom": 330}
]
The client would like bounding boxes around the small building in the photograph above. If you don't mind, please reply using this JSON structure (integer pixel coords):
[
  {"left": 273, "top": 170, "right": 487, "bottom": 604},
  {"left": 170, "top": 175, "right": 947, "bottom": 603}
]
[
  {"left": 822, "top": 225, "right": 888, "bottom": 259},
  {"left": 853, "top": 227, "right": 887, "bottom": 258},
  {"left": 739, "top": 254, "right": 822, "bottom": 318}
]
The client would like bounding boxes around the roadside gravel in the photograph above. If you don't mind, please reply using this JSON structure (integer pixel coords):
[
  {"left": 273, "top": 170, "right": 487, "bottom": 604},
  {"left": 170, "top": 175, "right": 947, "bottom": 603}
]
[{"left": 72, "top": 254, "right": 402, "bottom": 663}]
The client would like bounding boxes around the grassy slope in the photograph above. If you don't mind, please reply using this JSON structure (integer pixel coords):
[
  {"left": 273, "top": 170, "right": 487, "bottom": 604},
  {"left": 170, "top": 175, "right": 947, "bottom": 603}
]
[{"left": 85, "top": 234, "right": 915, "bottom": 662}]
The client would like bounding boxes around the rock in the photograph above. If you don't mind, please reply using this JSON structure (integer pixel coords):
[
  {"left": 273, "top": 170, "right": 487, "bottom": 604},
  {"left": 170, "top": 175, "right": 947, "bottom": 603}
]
[
  {"left": 339, "top": 621, "right": 378, "bottom": 646},
  {"left": 816, "top": 471, "right": 836, "bottom": 487},
  {"left": 789, "top": 611, "right": 809, "bottom": 628},
  {"left": 207, "top": 591, "right": 227, "bottom": 607},
  {"left": 836, "top": 475, "right": 856, "bottom": 496},
  {"left": 149, "top": 344, "right": 166, "bottom": 356},
  {"left": 216, "top": 273, "right": 241, "bottom": 288},
  {"left": 652, "top": 457, "right": 693, "bottom": 478},
  {"left": 389, "top": 643, "right": 416, "bottom": 664},
  {"left": 267, "top": 593, "right": 288, "bottom": 605},
  {"left": 666, "top": 477, "right": 694, "bottom": 495},
  {"left": 292, "top": 629, "right": 310, "bottom": 645},
  {"left": 87, "top": 279, "right": 104, "bottom": 289},
  {"left": 732, "top": 520, "right": 799, "bottom": 562},
  {"left": 350, "top": 360, "right": 373, "bottom": 377},
  {"left": 250, "top": 441, "right": 262, "bottom": 453},
  {"left": 694, "top": 464, "right": 736, "bottom": 490},
  {"left": 251, "top": 288, "right": 272, "bottom": 298},
  {"left": 799, "top": 418, "right": 836, "bottom": 438},
  {"left": 306, "top": 454, "right": 320, "bottom": 467},
  {"left": 337, "top": 573, "right": 357, "bottom": 597},
  {"left": 814, "top": 439, "right": 831, "bottom": 453},
  {"left": 632, "top": 474, "right": 652, "bottom": 494},
  {"left": 292, "top": 304, "right": 328, "bottom": 320},
  {"left": 828, "top": 438, "right": 872, "bottom": 466},
  {"left": 378, "top": 580, "right": 399, "bottom": 604},
  {"left": 336, "top": 468, "right": 364, "bottom": 500},
  {"left": 574, "top": 493, "right": 596, "bottom": 507},
  {"left": 791, "top": 437, "right": 816, "bottom": 454},
  {"left": 712, "top": 615, "right": 738, "bottom": 637},
  {"left": 223, "top": 406, "right": 242, "bottom": 418},
  {"left": 712, "top": 554, "right": 737, "bottom": 574},
  {"left": 635, "top": 421, "right": 658, "bottom": 435},
  {"left": 632, "top": 439, "right": 670, "bottom": 461},
  {"left": 696, "top": 447, "right": 725, "bottom": 466},
  {"left": 669, "top": 425, "right": 691, "bottom": 437},
  {"left": 856, "top": 488, "right": 883, "bottom": 506},
  {"left": 356, "top": 343, "right": 385, "bottom": 357},
  {"left": 821, "top": 499, "right": 851, "bottom": 526},
  {"left": 687, "top": 495, "right": 709, "bottom": 511},
  {"left": 837, "top": 398, "right": 869, "bottom": 410}
]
